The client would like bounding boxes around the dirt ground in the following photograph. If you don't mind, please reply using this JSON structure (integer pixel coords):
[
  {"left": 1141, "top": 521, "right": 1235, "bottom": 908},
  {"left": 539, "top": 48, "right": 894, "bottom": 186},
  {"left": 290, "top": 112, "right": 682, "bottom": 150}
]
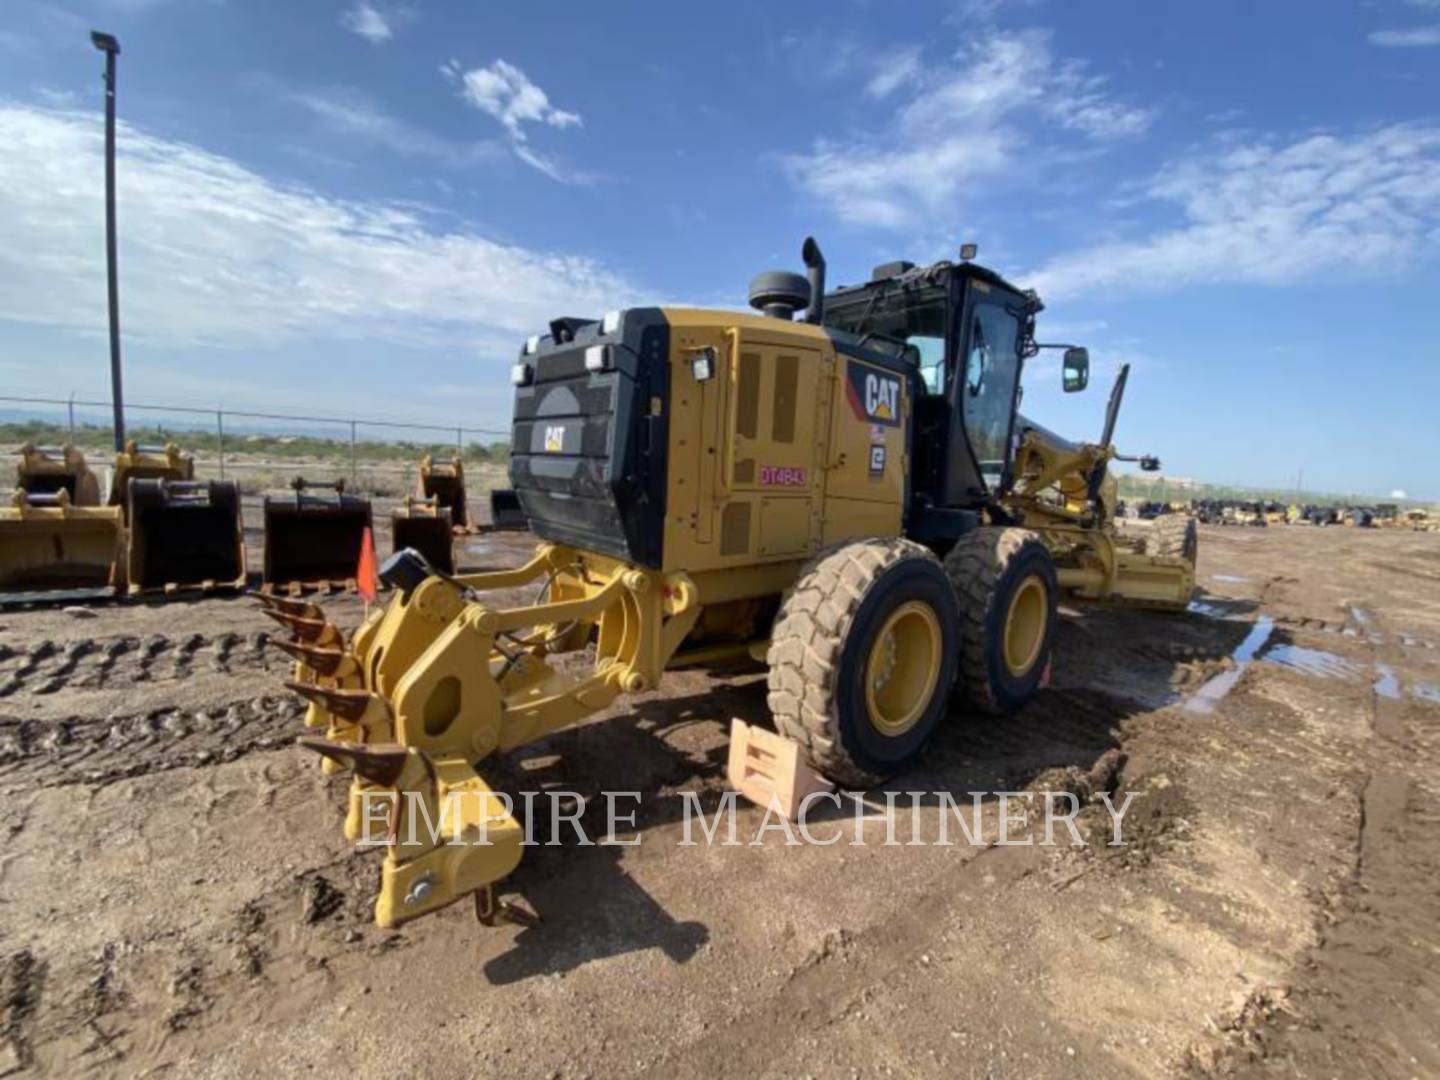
[{"left": 1, "top": 519, "right": 1438, "bottom": 1078}]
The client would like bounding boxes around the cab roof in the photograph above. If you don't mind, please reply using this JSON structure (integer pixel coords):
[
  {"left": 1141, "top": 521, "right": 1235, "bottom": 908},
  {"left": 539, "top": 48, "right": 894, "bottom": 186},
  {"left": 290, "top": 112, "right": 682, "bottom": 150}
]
[{"left": 827, "top": 258, "right": 1038, "bottom": 311}]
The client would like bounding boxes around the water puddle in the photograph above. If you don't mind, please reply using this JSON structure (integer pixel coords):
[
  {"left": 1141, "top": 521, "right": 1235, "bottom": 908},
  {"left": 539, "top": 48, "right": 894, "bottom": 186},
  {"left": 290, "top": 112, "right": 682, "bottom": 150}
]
[
  {"left": 1373, "top": 664, "right": 1402, "bottom": 700},
  {"left": 1187, "top": 599, "right": 1232, "bottom": 619},
  {"left": 1347, "top": 605, "right": 1385, "bottom": 645},
  {"left": 1414, "top": 683, "right": 1440, "bottom": 704},
  {"left": 1209, "top": 574, "right": 1251, "bottom": 584},
  {"left": 1183, "top": 616, "right": 1275, "bottom": 714},
  {"left": 1263, "top": 644, "right": 1363, "bottom": 681}
]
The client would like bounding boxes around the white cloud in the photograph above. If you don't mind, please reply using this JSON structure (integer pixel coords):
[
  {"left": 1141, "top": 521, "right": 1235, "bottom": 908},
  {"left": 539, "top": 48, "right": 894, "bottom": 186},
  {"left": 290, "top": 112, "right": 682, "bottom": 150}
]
[
  {"left": 864, "top": 47, "right": 923, "bottom": 99},
  {"left": 442, "top": 59, "right": 584, "bottom": 183},
  {"left": 781, "top": 30, "right": 1152, "bottom": 228},
  {"left": 1027, "top": 125, "right": 1440, "bottom": 301},
  {"left": 450, "top": 59, "right": 581, "bottom": 139},
  {"left": 342, "top": 2, "right": 393, "bottom": 44},
  {"left": 0, "top": 106, "right": 641, "bottom": 352},
  {"left": 1368, "top": 23, "right": 1440, "bottom": 46}
]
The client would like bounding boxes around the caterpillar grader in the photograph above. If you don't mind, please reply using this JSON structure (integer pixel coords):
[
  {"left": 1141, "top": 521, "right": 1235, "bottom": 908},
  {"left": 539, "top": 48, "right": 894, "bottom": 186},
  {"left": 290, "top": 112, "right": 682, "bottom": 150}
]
[{"left": 270, "top": 239, "right": 1195, "bottom": 928}]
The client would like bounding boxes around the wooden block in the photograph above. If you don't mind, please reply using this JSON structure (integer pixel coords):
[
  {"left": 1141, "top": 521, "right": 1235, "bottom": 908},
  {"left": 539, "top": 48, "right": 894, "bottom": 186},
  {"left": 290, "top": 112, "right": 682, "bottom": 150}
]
[{"left": 727, "top": 719, "right": 833, "bottom": 819}]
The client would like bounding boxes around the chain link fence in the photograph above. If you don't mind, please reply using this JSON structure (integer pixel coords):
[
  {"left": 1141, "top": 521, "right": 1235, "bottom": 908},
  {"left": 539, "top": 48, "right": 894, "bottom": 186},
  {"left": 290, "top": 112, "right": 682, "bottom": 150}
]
[{"left": 0, "top": 393, "right": 512, "bottom": 500}]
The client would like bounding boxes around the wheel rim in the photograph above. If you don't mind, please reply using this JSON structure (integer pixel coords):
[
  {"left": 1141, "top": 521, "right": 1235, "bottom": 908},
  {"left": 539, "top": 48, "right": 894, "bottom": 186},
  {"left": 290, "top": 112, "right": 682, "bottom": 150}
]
[
  {"left": 864, "top": 600, "right": 943, "bottom": 736},
  {"left": 1003, "top": 575, "right": 1047, "bottom": 677}
]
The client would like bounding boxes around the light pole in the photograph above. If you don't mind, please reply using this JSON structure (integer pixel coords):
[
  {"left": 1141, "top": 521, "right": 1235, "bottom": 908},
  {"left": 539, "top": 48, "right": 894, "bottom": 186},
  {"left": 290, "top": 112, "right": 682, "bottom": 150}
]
[{"left": 91, "top": 29, "right": 125, "bottom": 451}]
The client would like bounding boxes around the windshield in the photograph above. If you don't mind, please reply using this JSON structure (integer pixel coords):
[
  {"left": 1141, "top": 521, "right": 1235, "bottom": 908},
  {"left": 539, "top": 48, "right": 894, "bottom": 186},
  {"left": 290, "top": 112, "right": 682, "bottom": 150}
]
[{"left": 824, "top": 284, "right": 948, "bottom": 394}]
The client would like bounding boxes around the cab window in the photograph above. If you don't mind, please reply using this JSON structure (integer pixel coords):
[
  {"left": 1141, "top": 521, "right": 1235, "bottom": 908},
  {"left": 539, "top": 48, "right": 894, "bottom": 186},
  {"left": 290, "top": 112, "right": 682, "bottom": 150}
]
[
  {"left": 961, "top": 296, "right": 1022, "bottom": 486},
  {"left": 824, "top": 283, "right": 948, "bottom": 394}
]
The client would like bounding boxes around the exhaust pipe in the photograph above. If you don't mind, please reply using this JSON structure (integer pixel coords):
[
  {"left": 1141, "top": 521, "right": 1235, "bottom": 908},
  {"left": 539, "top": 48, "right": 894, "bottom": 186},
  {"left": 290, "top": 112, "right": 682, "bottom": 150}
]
[{"left": 802, "top": 236, "right": 826, "bottom": 325}]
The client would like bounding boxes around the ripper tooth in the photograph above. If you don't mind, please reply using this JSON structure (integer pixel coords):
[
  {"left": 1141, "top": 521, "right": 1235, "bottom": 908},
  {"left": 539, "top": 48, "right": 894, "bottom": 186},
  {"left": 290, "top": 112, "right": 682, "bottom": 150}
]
[
  {"left": 285, "top": 680, "right": 374, "bottom": 722},
  {"left": 260, "top": 607, "right": 330, "bottom": 641},
  {"left": 254, "top": 592, "right": 322, "bottom": 619},
  {"left": 298, "top": 737, "right": 409, "bottom": 787},
  {"left": 271, "top": 638, "right": 346, "bottom": 676}
]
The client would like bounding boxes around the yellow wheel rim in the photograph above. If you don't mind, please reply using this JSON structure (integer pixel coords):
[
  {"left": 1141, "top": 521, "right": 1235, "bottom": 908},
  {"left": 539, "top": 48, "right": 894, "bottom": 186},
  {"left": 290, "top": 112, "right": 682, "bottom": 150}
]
[
  {"left": 864, "top": 600, "right": 943, "bottom": 736},
  {"left": 1003, "top": 575, "right": 1047, "bottom": 677}
]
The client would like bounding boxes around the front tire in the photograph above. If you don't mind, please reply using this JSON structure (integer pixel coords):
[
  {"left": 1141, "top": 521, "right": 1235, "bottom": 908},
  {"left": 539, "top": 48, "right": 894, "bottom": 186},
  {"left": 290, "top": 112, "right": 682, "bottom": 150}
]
[
  {"left": 944, "top": 527, "right": 1057, "bottom": 716},
  {"left": 1145, "top": 514, "right": 1198, "bottom": 566},
  {"left": 767, "top": 538, "right": 960, "bottom": 788}
]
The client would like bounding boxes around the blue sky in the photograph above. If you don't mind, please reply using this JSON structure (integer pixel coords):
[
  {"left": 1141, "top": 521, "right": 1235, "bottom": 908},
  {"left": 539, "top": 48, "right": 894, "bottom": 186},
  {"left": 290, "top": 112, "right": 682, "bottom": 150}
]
[{"left": 1, "top": 0, "right": 1438, "bottom": 496}]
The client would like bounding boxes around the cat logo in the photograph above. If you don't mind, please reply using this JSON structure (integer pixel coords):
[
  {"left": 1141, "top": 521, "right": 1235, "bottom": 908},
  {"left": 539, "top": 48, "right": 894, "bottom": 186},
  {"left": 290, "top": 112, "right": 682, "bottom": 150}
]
[
  {"left": 543, "top": 425, "right": 565, "bottom": 452},
  {"left": 844, "top": 360, "right": 902, "bottom": 428}
]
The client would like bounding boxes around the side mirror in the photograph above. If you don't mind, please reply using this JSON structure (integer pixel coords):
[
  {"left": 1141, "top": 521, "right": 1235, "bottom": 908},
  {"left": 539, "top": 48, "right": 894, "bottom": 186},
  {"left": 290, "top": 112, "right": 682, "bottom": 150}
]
[{"left": 1062, "top": 347, "right": 1089, "bottom": 393}]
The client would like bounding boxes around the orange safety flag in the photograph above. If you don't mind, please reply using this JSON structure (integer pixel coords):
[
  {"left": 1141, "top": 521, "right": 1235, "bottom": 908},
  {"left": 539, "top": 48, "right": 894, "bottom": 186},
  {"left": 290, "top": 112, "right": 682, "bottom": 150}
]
[{"left": 357, "top": 526, "right": 379, "bottom": 605}]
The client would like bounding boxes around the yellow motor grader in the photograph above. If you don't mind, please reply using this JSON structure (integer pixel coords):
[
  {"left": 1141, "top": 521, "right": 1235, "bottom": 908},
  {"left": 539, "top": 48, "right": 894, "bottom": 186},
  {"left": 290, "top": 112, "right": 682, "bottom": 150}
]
[{"left": 270, "top": 240, "right": 1195, "bottom": 927}]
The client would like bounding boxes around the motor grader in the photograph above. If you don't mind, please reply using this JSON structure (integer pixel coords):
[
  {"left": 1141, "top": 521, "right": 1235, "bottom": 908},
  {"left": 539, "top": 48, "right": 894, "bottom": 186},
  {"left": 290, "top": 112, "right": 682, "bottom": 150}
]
[{"left": 271, "top": 239, "right": 1195, "bottom": 928}]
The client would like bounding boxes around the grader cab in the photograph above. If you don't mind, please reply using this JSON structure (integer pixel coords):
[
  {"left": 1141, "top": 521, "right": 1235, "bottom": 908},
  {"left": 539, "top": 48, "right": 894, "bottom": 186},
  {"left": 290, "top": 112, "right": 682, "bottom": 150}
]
[{"left": 274, "top": 239, "right": 1197, "bottom": 927}]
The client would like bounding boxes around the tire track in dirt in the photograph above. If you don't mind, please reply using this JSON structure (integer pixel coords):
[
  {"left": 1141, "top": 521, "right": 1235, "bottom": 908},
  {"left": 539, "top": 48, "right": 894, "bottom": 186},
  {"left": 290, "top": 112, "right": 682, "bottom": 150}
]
[
  {"left": 0, "top": 631, "right": 274, "bottom": 699},
  {"left": 0, "top": 694, "right": 306, "bottom": 789}
]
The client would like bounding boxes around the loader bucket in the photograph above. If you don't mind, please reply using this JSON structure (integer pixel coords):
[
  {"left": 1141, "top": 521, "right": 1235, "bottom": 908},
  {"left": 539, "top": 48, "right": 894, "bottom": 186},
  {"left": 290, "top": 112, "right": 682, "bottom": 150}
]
[
  {"left": 126, "top": 478, "right": 247, "bottom": 595},
  {"left": 488, "top": 487, "right": 527, "bottom": 531},
  {"left": 0, "top": 490, "right": 122, "bottom": 601},
  {"left": 390, "top": 497, "right": 453, "bottom": 574},
  {"left": 262, "top": 479, "right": 372, "bottom": 591},
  {"left": 419, "top": 454, "right": 469, "bottom": 529}
]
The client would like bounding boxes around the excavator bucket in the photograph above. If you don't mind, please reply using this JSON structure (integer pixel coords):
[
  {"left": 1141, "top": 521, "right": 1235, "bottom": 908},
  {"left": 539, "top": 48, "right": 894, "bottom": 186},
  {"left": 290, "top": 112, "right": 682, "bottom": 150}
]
[
  {"left": 418, "top": 454, "right": 468, "bottom": 530},
  {"left": 15, "top": 443, "right": 102, "bottom": 504},
  {"left": 488, "top": 488, "right": 527, "bottom": 531},
  {"left": 0, "top": 445, "right": 121, "bottom": 601},
  {"left": 390, "top": 496, "right": 453, "bottom": 574},
  {"left": 262, "top": 478, "right": 372, "bottom": 593},
  {"left": 109, "top": 441, "right": 193, "bottom": 519},
  {"left": 0, "top": 490, "right": 123, "bottom": 601},
  {"left": 125, "top": 478, "right": 247, "bottom": 596}
]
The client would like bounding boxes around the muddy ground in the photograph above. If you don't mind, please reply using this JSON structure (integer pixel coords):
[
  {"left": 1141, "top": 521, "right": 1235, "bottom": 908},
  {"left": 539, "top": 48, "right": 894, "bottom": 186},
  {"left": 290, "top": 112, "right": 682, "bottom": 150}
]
[{"left": 0, "top": 521, "right": 1437, "bottom": 1078}]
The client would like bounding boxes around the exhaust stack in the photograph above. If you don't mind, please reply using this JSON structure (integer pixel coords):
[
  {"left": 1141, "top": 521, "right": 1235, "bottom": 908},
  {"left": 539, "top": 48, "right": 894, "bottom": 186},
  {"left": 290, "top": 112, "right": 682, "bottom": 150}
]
[{"left": 802, "top": 236, "right": 826, "bottom": 325}]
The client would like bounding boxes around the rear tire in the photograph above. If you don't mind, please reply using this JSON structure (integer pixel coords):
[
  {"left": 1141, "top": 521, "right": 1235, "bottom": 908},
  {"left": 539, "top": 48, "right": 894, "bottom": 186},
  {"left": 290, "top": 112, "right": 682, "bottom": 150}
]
[
  {"left": 1146, "top": 514, "right": 1198, "bottom": 566},
  {"left": 944, "top": 527, "right": 1057, "bottom": 716},
  {"left": 767, "top": 538, "right": 960, "bottom": 788}
]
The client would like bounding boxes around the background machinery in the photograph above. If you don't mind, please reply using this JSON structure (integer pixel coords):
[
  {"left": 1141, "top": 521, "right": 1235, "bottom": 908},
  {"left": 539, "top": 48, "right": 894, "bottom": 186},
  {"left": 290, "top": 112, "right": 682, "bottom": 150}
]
[
  {"left": 275, "top": 238, "right": 1197, "bottom": 927},
  {"left": 111, "top": 440, "right": 247, "bottom": 596},
  {"left": 390, "top": 494, "right": 454, "bottom": 574},
  {"left": 0, "top": 443, "right": 122, "bottom": 598},
  {"left": 418, "top": 454, "right": 470, "bottom": 530},
  {"left": 262, "top": 478, "right": 372, "bottom": 594}
]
